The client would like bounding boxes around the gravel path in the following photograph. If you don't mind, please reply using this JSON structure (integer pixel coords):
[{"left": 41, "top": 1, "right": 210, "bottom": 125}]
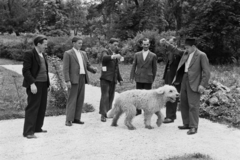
[{"left": 1, "top": 65, "right": 240, "bottom": 160}]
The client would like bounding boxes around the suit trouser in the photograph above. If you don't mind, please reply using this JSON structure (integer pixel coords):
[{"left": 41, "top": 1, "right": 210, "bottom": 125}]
[
  {"left": 99, "top": 79, "right": 116, "bottom": 116},
  {"left": 165, "top": 70, "right": 180, "bottom": 120},
  {"left": 136, "top": 82, "right": 152, "bottom": 114},
  {"left": 23, "top": 82, "right": 48, "bottom": 136},
  {"left": 180, "top": 73, "right": 200, "bottom": 128},
  {"left": 66, "top": 75, "right": 85, "bottom": 122}
]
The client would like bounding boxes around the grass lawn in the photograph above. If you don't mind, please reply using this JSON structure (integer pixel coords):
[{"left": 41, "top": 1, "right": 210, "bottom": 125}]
[
  {"left": 0, "top": 65, "right": 65, "bottom": 120},
  {"left": 0, "top": 58, "right": 23, "bottom": 65},
  {"left": 88, "top": 62, "right": 165, "bottom": 93}
]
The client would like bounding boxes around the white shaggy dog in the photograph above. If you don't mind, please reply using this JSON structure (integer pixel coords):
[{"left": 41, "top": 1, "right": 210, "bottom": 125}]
[{"left": 107, "top": 85, "right": 179, "bottom": 130}]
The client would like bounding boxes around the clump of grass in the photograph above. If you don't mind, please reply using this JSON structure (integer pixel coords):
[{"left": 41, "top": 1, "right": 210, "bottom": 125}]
[
  {"left": 163, "top": 153, "right": 213, "bottom": 160},
  {"left": 210, "top": 65, "right": 240, "bottom": 87}
]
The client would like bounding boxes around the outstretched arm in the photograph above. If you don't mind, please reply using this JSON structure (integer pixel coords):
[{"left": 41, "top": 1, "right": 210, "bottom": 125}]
[{"left": 160, "top": 38, "right": 185, "bottom": 56}]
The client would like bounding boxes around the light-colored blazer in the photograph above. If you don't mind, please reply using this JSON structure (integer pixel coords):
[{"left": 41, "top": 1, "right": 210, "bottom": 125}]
[
  {"left": 173, "top": 49, "right": 210, "bottom": 92},
  {"left": 63, "top": 49, "right": 96, "bottom": 84},
  {"left": 130, "top": 51, "right": 157, "bottom": 83}
]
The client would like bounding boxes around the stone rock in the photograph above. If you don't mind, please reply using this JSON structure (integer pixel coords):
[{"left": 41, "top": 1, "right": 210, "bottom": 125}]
[
  {"left": 208, "top": 96, "right": 219, "bottom": 105},
  {"left": 200, "top": 81, "right": 240, "bottom": 127}
]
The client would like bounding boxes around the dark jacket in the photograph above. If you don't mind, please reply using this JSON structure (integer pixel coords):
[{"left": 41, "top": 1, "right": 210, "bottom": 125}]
[
  {"left": 162, "top": 46, "right": 182, "bottom": 84},
  {"left": 130, "top": 51, "right": 157, "bottom": 83},
  {"left": 100, "top": 49, "right": 123, "bottom": 83},
  {"left": 22, "top": 48, "right": 50, "bottom": 88}
]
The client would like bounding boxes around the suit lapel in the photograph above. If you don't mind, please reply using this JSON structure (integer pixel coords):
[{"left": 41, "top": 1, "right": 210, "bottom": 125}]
[
  {"left": 33, "top": 48, "right": 40, "bottom": 66},
  {"left": 138, "top": 51, "right": 144, "bottom": 66},
  {"left": 140, "top": 51, "right": 150, "bottom": 67},
  {"left": 80, "top": 50, "right": 86, "bottom": 68},
  {"left": 71, "top": 49, "right": 80, "bottom": 66},
  {"left": 177, "top": 52, "right": 189, "bottom": 71},
  {"left": 188, "top": 49, "right": 199, "bottom": 68},
  {"left": 42, "top": 53, "right": 48, "bottom": 68},
  {"left": 108, "top": 49, "right": 113, "bottom": 55}
]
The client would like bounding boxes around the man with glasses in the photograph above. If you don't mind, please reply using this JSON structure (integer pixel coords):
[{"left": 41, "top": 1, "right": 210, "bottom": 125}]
[{"left": 130, "top": 38, "right": 157, "bottom": 116}]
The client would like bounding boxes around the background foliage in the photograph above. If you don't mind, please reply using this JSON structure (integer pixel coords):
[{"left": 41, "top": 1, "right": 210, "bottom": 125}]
[{"left": 0, "top": 0, "right": 240, "bottom": 64}]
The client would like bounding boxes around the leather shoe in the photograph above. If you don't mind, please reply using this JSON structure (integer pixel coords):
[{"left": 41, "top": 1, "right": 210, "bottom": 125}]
[
  {"left": 101, "top": 115, "right": 106, "bottom": 122},
  {"left": 65, "top": 121, "right": 72, "bottom": 126},
  {"left": 163, "top": 118, "right": 174, "bottom": 124},
  {"left": 35, "top": 129, "right": 47, "bottom": 133},
  {"left": 73, "top": 119, "right": 84, "bottom": 124},
  {"left": 187, "top": 128, "right": 198, "bottom": 135},
  {"left": 178, "top": 125, "right": 191, "bottom": 130},
  {"left": 25, "top": 134, "right": 37, "bottom": 139}
]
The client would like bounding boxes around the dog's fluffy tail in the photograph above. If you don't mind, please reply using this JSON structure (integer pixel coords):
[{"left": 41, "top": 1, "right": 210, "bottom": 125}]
[{"left": 107, "top": 100, "right": 121, "bottom": 118}]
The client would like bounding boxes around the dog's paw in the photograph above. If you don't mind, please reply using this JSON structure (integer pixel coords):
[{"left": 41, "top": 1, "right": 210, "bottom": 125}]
[
  {"left": 145, "top": 125, "right": 154, "bottom": 129},
  {"left": 156, "top": 119, "right": 162, "bottom": 127}
]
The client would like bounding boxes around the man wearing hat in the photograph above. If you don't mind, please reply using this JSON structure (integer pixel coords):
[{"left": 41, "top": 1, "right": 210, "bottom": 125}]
[
  {"left": 63, "top": 36, "right": 97, "bottom": 126},
  {"left": 99, "top": 38, "right": 123, "bottom": 122},
  {"left": 172, "top": 38, "right": 210, "bottom": 135},
  {"left": 22, "top": 35, "right": 50, "bottom": 139}
]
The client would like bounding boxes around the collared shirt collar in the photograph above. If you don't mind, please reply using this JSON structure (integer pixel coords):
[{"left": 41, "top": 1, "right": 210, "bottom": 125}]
[
  {"left": 73, "top": 47, "right": 80, "bottom": 53},
  {"left": 35, "top": 47, "right": 43, "bottom": 57},
  {"left": 189, "top": 48, "right": 197, "bottom": 55},
  {"left": 142, "top": 50, "right": 149, "bottom": 53}
]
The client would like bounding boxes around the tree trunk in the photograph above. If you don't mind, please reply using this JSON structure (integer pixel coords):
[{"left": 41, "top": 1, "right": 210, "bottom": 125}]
[{"left": 74, "top": 28, "right": 78, "bottom": 36}]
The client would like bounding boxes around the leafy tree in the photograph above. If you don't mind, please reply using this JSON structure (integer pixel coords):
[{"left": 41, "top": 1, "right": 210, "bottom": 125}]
[
  {"left": 92, "top": 0, "right": 167, "bottom": 40},
  {"left": 64, "top": 0, "right": 87, "bottom": 36},
  {"left": 180, "top": 0, "right": 240, "bottom": 64}
]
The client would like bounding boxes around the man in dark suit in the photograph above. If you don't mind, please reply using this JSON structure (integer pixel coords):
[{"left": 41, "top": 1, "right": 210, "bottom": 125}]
[
  {"left": 130, "top": 38, "right": 157, "bottom": 115},
  {"left": 172, "top": 38, "right": 210, "bottom": 135},
  {"left": 63, "top": 37, "right": 97, "bottom": 126},
  {"left": 161, "top": 37, "right": 182, "bottom": 123},
  {"left": 99, "top": 38, "right": 123, "bottom": 122},
  {"left": 22, "top": 35, "right": 50, "bottom": 139}
]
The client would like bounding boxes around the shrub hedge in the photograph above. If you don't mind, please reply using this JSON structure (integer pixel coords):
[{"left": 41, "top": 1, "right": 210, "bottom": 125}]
[{"left": 0, "top": 31, "right": 176, "bottom": 64}]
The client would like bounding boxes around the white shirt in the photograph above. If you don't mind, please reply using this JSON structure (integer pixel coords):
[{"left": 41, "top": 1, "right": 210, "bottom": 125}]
[
  {"left": 35, "top": 47, "right": 43, "bottom": 57},
  {"left": 73, "top": 48, "right": 85, "bottom": 74},
  {"left": 142, "top": 50, "right": 149, "bottom": 61},
  {"left": 185, "top": 50, "right": 195, "bottom": 72}
]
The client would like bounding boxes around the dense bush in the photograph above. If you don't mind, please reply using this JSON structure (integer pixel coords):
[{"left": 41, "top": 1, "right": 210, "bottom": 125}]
[
  {"left": 0, "top": 37, "right": 32, "bottom": 61},
  {"left": 120, "top": 30, "right": 176, "bottom": 64},
  {"left": 1, "top": 31, "right": 177, "bottom": 64},
  {"left": 47, "top": 56, "right": 68, "bottom": 109}
]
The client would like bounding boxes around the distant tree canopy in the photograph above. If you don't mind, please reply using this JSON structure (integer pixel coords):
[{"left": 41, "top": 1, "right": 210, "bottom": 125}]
[{"left": 0, "top": 0, "right": 240, "bottom": 63}]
